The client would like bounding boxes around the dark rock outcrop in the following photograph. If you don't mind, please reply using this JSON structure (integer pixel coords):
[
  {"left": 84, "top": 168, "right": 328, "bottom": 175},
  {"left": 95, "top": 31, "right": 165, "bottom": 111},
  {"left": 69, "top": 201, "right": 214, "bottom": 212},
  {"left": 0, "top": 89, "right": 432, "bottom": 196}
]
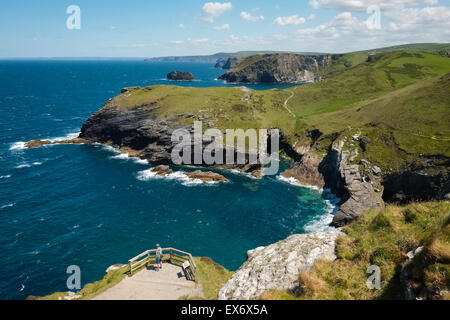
[
  {"left": 382, "top": 169, "right": 450, "bottom": 202},
  {"left": 151, "top": 165, "right": 173, "bottom": 176},
  {"left": 77, "top": 94, "right": 263, "bottom": 175},
  {"left": 185, "top": 170, "right": 228, "bottom": 183},
  {"left": 281, "top": 154, "right": 325, "bottom": 188},
  {"left": 79, "top": 104, "right": 177, "bottom": 164},
  {"left": 281, "top": 137, "right": 384, "bottom": 228},
  {"left": 215, "top": 57, "right": 240, "bottom": 69},
  {"left": 167, "top": 70, "right": 195, "bottom": 81},
  {"left": 218, "top": 53, "right": 341, "bottom": 83}
]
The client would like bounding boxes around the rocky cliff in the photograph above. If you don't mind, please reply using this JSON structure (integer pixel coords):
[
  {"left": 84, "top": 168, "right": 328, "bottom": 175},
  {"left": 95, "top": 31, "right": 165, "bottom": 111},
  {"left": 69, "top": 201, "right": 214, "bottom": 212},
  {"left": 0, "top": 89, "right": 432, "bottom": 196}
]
[
  {"left": 167, "top": 70, "right": 195, "bottom": 81},
  {"left": 218, "top": 53, "right": 340, "bottom": 83},
  {"left": 282, "top": 134, "right": 385, "bottom": 227},
  {"left": 215, "top": 57, "right": 240, "bottom": 69},
  {"left": 218, "top": 230, "right": 343, "bottom": 300}
]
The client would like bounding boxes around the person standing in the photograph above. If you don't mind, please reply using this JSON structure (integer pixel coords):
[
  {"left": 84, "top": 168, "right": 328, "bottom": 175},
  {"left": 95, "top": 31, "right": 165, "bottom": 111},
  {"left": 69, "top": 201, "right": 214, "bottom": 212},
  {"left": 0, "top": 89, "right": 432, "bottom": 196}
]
[{"left": 155, "top": 244, "right": 163, "bottom": 271}]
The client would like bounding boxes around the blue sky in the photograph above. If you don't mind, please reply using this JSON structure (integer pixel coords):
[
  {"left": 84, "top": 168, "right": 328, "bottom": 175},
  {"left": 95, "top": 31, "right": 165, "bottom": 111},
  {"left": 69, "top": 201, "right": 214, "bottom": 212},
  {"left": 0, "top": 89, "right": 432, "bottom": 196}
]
[{"left": 0, "top": 0, "right": 449, "bottom": 57}]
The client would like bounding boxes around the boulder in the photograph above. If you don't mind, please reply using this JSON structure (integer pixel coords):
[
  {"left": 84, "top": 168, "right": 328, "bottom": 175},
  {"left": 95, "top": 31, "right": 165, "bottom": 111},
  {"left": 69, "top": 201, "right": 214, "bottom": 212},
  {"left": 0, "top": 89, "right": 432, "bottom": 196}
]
[
  {"left": 218, "top": 230, "right": 344, "bottom": 300},
  {"left": 185, "top": 171, "right": 228, "bottom": 183},
  {"left": 167, "top": 70, "right": 195, "bottom": 81},
  {"left": 151, "top": 165, "right": 173, "bottom": 176}
]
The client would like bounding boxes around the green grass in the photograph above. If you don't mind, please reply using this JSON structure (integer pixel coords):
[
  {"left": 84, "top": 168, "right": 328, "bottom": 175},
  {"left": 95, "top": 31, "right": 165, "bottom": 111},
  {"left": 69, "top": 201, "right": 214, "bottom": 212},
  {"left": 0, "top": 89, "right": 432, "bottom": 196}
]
[
  {"left": 364, "top": 43, "right": 450, "bottom": 54},
  {"left": 192, "top": 257, "right": 233, "bottom": 300},
  {"left": 258, "top": 201, "right": 450, "bottom": 300},
  {"left": 37, "top": 256, "right": 233, "bottom": 301},
  {"left": 106, "top": 50, "right": 450, "bottom": 175},
  {"left": 38, "top": 265, "right": 130, "bottom": 300}
]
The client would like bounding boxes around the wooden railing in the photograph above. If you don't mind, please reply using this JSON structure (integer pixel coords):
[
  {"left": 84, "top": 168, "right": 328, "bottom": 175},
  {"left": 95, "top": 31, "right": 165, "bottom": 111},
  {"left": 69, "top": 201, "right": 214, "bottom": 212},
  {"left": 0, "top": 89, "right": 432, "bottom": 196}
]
[{"left": 128, "top": 248, "right": 197, "bottom": 281}]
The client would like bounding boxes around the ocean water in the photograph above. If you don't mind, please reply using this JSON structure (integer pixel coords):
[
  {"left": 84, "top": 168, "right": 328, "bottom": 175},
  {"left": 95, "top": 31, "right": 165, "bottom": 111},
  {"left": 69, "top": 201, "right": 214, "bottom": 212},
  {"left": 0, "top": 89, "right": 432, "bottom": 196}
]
[{"left": 0, "top": 60, "right": 338, "bottom": 299}]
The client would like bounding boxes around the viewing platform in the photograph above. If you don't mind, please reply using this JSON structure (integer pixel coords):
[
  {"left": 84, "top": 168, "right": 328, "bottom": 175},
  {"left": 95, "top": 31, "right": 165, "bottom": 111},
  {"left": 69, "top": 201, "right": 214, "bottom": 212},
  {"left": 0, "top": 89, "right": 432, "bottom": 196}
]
[{"left": 93, "top": 248, "right": 203, "bottom": 300}]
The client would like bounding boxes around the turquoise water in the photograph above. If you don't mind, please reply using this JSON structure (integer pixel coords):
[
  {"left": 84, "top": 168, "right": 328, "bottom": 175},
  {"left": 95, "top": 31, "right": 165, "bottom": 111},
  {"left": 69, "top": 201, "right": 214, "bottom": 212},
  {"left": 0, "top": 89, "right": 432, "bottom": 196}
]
[{"left": 0, "top": 60, "right": 337, "bottom": 299}]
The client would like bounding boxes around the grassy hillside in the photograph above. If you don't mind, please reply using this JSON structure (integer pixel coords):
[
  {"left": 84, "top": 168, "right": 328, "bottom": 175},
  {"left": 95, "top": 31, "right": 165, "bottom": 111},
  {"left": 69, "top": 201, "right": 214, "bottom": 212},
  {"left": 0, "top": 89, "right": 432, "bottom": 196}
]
[
  {"left": 364, "top": 43, "right": 450, "bottom": 54},
  {"left": 109, "top": 50, "right": 450, "bottom": 172},
  {"left": 259, "top": 201, "right": 450, "bottom": 300}
]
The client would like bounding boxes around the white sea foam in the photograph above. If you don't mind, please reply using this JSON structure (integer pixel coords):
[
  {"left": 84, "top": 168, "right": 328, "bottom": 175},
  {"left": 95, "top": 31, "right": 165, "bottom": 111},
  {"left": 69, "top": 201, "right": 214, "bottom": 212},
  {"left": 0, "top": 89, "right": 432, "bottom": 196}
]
[
  {"left": 109, "top": 151, "right": 149, "bottom": 165},
  {"left": 276, "top": 175, "right": 323, "bottom": 192},
  {"left": 1, "top": 203, "right": 15, "bottom": 209},
  {"left": 15, "top": 162, "right": 43, "bottom": 169},
  {"left": 137, "top": 168, "right": 217, "bottom": 186},
  {"left": 277, "top": 175, "right": 341, "bottom": 232},
  {"left": 111, "top": 153, "right": 130, "bottom": 160},
  {"left": 9, "top": 132, "right": 81, "bottom": 151},
  {"left": 304, "top": 193, "right": 341, "bottom": 233},
  {"left": 15, "top": 164, "right": 31, "bottom": 169},
  {"left": 48, "top": 132, "right": 80, "bottom": 142},
  {"left": 230, "top": 169, "right": 258, "bottom": 180},
  {"left": 9, "top": 142, "right": 26, "bottom": 151},
  {"left": 0, "top": 175, "right": 12, "bottom": 179}
]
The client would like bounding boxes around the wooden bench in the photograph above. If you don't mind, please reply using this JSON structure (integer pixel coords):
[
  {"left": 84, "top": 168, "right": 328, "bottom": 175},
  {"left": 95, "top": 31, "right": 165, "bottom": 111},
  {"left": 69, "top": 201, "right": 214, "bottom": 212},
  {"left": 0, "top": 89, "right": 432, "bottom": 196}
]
[{"left": 182, "top": 260, "right": 193, "bottom": 281}]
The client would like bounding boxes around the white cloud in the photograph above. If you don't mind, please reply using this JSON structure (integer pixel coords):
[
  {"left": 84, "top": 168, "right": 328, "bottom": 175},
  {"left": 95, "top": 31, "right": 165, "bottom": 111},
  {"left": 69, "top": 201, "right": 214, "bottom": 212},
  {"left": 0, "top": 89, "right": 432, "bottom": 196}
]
[
  {"left": 307, "top": 14, "right": 316, "bottom": 21},
  {"left": 240, "top": 11, "right": 264, "bottom": 22},
  {"left": 309, "top": 0, "right": 439, "bottom": 12},
  {"left": 169, "top": 40, "right": 185, "bottom": 45},
  {"left": 201, "top": 2, "right": 233, "bottom": 23},
  {"left": 285, "top": 5, "right": 449, "bottom": 52},
  {"left": 178, "top": 24, "right": 185, "bottom": 29},
  {"left": 385, "top": 6, "right": 450, "bottom": 31},
  {"left": 274, "top": 15, "right": 306, "bottom": 26},
  {"left": 214, "top": 24, "right": 231, "bottom": 30}
]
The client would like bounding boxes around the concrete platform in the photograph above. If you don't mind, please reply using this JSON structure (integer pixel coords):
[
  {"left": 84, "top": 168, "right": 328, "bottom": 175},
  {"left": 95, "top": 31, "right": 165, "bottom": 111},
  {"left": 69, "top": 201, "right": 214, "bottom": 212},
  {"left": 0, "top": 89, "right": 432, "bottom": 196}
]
[{"left": 92, "top": 263, "right": 203, "bottom": 300}]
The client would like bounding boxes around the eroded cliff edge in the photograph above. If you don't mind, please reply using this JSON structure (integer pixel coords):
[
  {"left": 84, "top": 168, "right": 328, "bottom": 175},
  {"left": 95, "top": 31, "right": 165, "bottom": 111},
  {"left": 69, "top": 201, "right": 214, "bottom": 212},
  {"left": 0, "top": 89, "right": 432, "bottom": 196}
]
[{"left": 218, "top": 53, "right": 341, "bottom": 83}]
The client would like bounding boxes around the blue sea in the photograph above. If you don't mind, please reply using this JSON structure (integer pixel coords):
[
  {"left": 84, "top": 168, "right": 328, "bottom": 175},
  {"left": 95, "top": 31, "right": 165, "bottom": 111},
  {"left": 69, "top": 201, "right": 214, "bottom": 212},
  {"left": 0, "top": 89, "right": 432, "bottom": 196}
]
[{"left": 0, "top": 60, "right": 338, "bottom": 300}]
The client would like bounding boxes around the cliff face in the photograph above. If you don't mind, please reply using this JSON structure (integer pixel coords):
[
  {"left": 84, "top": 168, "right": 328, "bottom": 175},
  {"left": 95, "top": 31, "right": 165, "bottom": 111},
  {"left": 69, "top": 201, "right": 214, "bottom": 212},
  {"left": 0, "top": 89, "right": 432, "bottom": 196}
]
[
  {"left": 281, "top": 137, "right": 384, "bottom": 227},
  {"left": 215, "top": 57, "right": 240, "bottom": 69},
  {"left": 218, "top": 53, "right": 340, "bottom": 83}
]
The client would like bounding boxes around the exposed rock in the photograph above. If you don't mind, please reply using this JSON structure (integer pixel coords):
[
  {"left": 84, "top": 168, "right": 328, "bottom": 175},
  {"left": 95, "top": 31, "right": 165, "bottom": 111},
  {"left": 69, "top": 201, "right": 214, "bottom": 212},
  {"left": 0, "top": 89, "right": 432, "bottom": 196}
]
[
  {"left": 330, "top": 139, "right": 384, "bottom": 227},
  {"left": 167, "top": 70, "right": 195, "bottom": 81},
  {"left": 79, "top": 104, "right": 178, "bottom": 164},
  {"left": 218, "top": 229, "right": 343, "bottom": 300},
  {"left": 281, "top": 136, "right": 384, "bottom": 228},
  {"left": 185, "top": 170, "right": 228, "bottom": 183},
  {"left": 121, "top": 87, "right": 141, "bottom": 94},
  {"left": 281, "top": 153, "right": 325, "bottom": 189},
  {"left": 151, "top": 165, "right": 173, "bottom": 177},
  {"left": 216, "top": 57, "right": 240, "bottom": 69},
  {"left": 25, "top": 138, "right": 90, "bottom": 148},
  {"left": 26, "top": 140, "right": 53, "bottom": 148},
  {"left": 218, "top": 53, "right": 341, "bottom": 83},
  {"left": 372, "top": 166, "right": 382, "bottom": 175}
]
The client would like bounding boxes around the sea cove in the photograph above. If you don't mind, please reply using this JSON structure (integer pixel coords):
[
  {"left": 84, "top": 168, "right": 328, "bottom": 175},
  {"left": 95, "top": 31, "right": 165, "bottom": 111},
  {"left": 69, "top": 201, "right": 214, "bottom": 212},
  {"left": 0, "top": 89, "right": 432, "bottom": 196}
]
[{"left": 0, "top": 60, "right": 335, "bottom": 299}]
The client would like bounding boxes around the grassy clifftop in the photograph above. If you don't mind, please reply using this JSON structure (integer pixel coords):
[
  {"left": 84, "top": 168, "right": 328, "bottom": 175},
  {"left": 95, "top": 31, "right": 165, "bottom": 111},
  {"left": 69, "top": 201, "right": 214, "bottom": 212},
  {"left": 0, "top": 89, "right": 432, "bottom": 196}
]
[
  {"left": 110, "top": 50, "right": 450, "bottom": 172},
  {"left": 260, "top": 201, "right": 450, "bottom": 300}
]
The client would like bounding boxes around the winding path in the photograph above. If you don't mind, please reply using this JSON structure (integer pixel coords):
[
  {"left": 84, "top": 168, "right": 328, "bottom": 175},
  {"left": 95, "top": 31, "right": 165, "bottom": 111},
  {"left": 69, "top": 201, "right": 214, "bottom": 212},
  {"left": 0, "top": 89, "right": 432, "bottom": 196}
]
[{"left": 283, "top": 90, "right": 296, "bottom": 118}]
